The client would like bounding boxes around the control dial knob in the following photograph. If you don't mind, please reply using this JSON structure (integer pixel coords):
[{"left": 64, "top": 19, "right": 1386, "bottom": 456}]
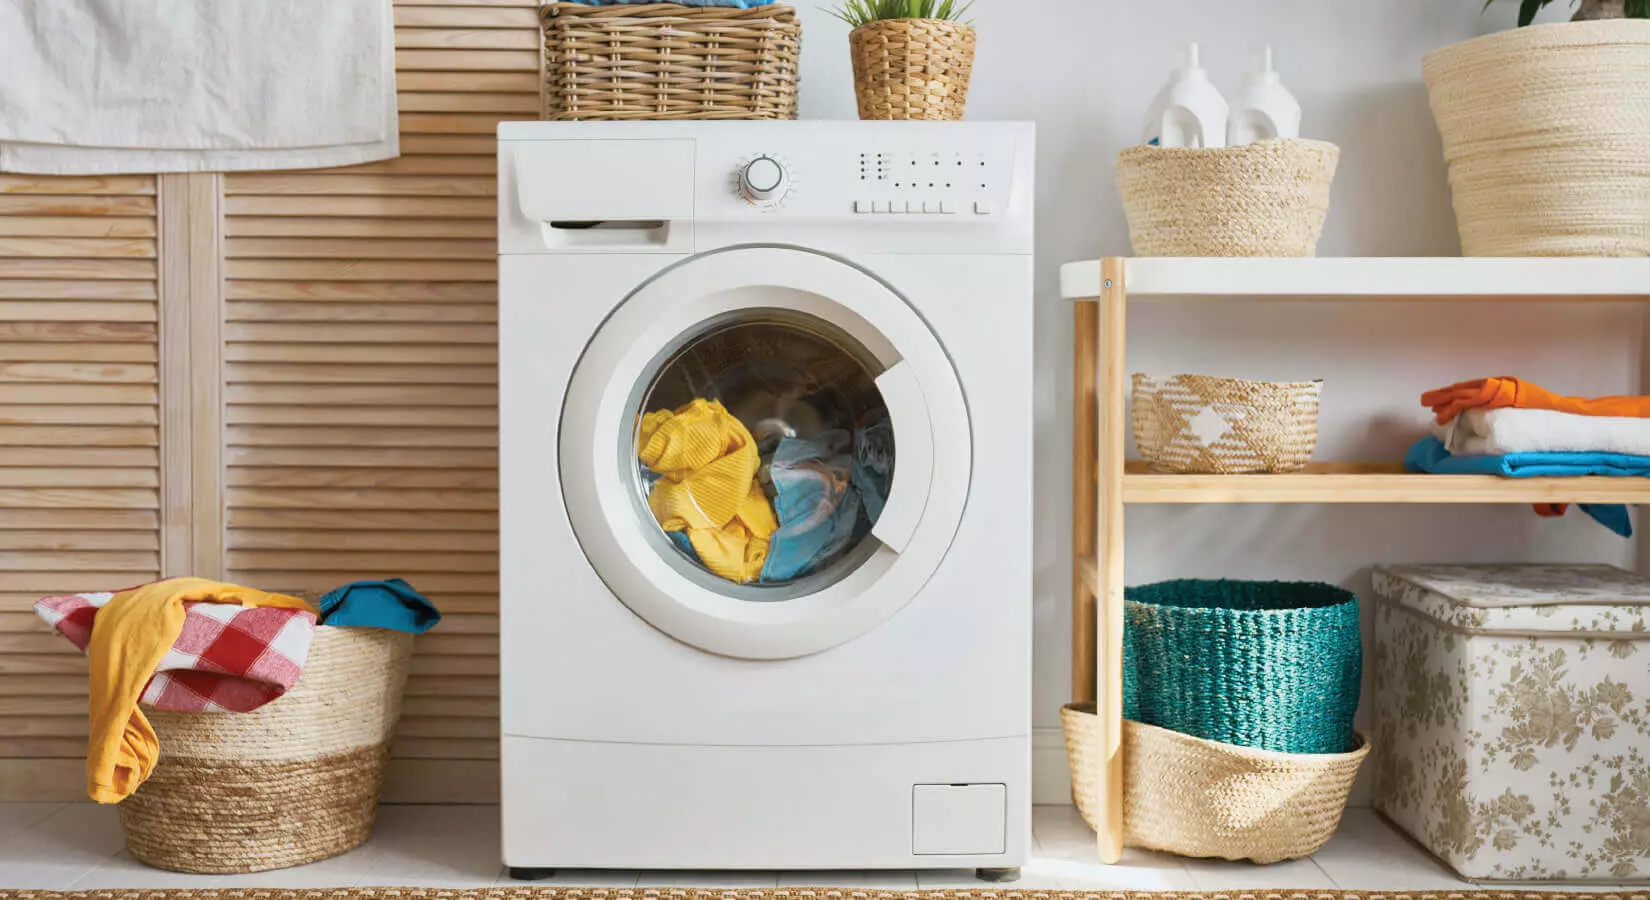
[{"left": 739, "top": 155, "right": 790, "bottom": 204}]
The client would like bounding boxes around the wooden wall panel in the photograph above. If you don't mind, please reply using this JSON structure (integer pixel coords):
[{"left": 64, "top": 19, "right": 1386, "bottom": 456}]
[
  {"left": 0, "top": 174, "right": 162, "bottom": 768},
  {"left": 218, "top": 0, "right": 534, "bottom": 791},
  {"left": 0, "top": 0, "right": 534, "bottom": 800}
]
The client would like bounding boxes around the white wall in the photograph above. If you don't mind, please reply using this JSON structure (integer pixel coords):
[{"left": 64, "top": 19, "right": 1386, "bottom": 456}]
[{"left": 789, "top": 0, "right": 1640, "bottom": 801}]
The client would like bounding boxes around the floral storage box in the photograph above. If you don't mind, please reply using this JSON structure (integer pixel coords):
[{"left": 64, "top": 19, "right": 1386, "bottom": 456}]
[{"left": 1371, "top": 564, "right": 1650, "bottom": 882}]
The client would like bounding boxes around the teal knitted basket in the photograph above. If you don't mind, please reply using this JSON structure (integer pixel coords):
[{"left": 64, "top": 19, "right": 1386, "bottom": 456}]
[{"left": 1122, "top": 579, "right": 1361, "bottom": 754}]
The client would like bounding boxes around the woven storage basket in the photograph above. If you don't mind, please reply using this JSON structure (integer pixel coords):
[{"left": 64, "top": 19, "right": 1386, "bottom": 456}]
[
  {"left": 1132, "top": 373, "right": 1321, "bottom": 475},
  {"left": 540, "top": 3, "right": 801, "bottom": 121},
  {"left": 1115, "top": 139, "right": 1339, "bottom": 257},
  {"left": 1061, "top": 705, "right": 1369, "bottom": 863},
  {"left": 119, "top": 626, "right": 414, "bottom": 874},
  {"left": 848, "top": 19, "right": 975, "bottom": 121},
  {"left": 1423, "top": 20, "right": 1650, "bottom": 257},
  {"left": 1124, "top": 580, "right": 1361, "bottom": 755}
]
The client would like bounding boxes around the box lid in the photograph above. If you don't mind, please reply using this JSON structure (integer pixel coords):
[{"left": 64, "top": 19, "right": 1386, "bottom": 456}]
[{"left": 1372, "top": 563, "right": 1650, "bottom": 637}]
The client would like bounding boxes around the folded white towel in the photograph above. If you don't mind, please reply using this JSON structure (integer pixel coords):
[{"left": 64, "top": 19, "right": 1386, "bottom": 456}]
[
  {"left": 1434, "top": 407, "right": 1650, "bottom": 457},
  {"left": 0, "top": 0, "right": 397, "bottom": 174}
]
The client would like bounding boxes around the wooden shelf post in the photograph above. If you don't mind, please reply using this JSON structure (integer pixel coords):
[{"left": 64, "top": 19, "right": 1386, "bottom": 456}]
[{"left": 1094, "top": 257, "right": 1127, "bottom": 864}]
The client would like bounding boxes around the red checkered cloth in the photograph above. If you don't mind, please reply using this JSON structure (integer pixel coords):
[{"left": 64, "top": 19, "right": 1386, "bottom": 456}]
[{"left": 34, "top": 587, "right": 317, "bottom": 713}]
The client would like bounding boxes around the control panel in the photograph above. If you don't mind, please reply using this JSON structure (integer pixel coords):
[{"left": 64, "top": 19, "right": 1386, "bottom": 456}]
[{"left": 851, "top": 150, "right": 999, "bottom": 216}]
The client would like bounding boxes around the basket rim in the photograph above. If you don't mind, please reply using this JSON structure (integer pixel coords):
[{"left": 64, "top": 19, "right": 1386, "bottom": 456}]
[
  {"left": 1116, "top": 137, "right": 1340, "bottom": 161},
  {"left": 543, "top": 2, "right": 798, "bottom": 19},
  {"left": 1125, "top": 578, "right": 1359, "bottom": 616},
  {"left": 1063, "top": 703, "right": 1371, "bottom": 764},
  {"left": 1424, "top": 17, "right": 1650, "bottom": 73}
]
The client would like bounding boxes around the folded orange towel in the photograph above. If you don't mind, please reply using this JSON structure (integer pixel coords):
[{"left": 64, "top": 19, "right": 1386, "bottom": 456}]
[{"left": 1424, "top": 377, "right": 1650, "bottom": 425}]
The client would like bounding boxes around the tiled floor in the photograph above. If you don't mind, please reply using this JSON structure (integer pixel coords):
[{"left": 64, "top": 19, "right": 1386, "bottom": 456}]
[{"left": 0, "top": 803, "right": 1623, "bottom": 892}]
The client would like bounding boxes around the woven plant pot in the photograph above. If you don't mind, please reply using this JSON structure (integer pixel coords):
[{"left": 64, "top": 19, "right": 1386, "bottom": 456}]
[
  {"left": 1124, "top": 580, "right": 1361, "bottom": 755},
  {"left": 119, "top": 626, "right": 414, "bottom": 874},
  {"left": 540, "top": 3, "right": 801, "bottom": 121},
  {"left": 1115, "top": 139, "right": 1339, "bottom": 257},
  {"left": 848, "top": 19, "right": 975, "bottom": 121},
  {"left": 1424, "top": 21, "right": 1650, "bottom": 256},
  {"left": 1062, "top": 705, "right": 1369, "bottom": 863},
  {"left": 1132, "top": 373, "right": 1321, "bottom": 475}
]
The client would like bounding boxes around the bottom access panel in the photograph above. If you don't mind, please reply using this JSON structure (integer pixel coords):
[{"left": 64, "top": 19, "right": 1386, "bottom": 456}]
[{"left": 501, "top": 734, "right": 1030, "bottom": 870}]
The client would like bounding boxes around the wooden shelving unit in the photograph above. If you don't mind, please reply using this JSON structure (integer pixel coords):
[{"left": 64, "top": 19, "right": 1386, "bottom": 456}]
[{"left": 1064, "top": 256, "right": 1650, "bottom": 864}]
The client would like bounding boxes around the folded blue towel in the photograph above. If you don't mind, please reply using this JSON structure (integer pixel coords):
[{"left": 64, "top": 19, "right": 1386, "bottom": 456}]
[
  {"left": 1405, "top": 435, "right": 1634, "bottom": 538},
  {"left": 318, "top": 578, "right": 442, "bottom": 633},
  {"left": 566, "top": 0, "right": 776, "bottom": 6}
]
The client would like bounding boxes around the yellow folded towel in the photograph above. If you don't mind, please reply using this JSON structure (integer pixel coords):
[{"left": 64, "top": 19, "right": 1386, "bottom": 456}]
[
  {"left": 638, "top": 399, "right": 778, "bottom": 583},
  {"left": 87, "top": 577, "right": 313, "bottom": 803}
]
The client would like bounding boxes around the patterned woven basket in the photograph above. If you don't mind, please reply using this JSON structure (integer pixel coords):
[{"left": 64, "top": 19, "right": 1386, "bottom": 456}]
[
  {"left": 1062, "top": 705, "right": 1369, "bottom": 863},
  {"left": 1124, "top": 579, "right": 1362, "bottom": 755},
  {"left": 119, "top": 626, "right": 414, "bottom": 874},
  {"left": 1132, "top": 373, "right": 1321, "bottom": 475},
  {"left": 848, "top": 19, "right": 975, "bottom": 121},
  {"left": 1423, "top": 20, "right": 1650, "bottom": 256},
  {"left": 540, "top": 3, "right": 801, "bottom": 121},
  {"left": 1115, "top": 139, "right": 1339, "bottom": 257}
]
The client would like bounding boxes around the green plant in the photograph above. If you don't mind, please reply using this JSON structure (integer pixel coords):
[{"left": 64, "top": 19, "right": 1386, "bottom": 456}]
[
  {"left": 1490, "top": 0, "right": 1648, "bottom": 27},
  {"left": 823, "top": 0, "right": 973, "bottom": 28}
]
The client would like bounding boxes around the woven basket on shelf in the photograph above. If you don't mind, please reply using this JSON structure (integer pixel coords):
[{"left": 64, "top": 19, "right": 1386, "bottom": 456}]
[
  {"left": 1132, "top": 373, "right": 1321, "bottom": 475},
  {"left": 1115, "top": 139, "right": 1339, "bottom": 257},
  {"left": 1423, "top": 20, "right": 1650, "bottom": 256},
  {"left": 540, "top": 3, "right": 801, "bottom": 121},
  {"left": 119, "top": 626, "right": 414, "bottom": 874},
  {"left": 1125, "top": 579, "right": 1362, "bottom": 755},
  {"left": 1061, "top": 705, "right": 1369, "bottom": 864},
  {"left": 848, "top": 18, "right": 975, "bottom": 121}
]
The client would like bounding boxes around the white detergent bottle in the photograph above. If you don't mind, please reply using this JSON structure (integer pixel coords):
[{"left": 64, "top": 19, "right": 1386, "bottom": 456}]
[
  {"left": 1142, "top": 43, "right": 1228, "bottom": 149},
  {"left": 1227, "top": 47, "right": 1301, "bottom": 145}
]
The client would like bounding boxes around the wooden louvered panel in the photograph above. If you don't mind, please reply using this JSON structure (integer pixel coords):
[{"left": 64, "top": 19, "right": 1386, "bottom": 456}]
[
  {"left": 0, "top": 174, "right": 162, "bottom": 759},
  {"left": 214, "top": 0, "right": 534, "bottom": 802}
]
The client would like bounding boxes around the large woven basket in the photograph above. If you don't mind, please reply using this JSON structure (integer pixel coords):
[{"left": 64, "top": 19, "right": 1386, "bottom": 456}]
[
  {"left": 1132, "top": 373, "right": 1321, "bottom": 475},
  {"left": 119, "top": 626, "right": 414, "bottom": 874},
  {"left": 848, "top": 19, "right": 976, "bottom": 121},
  {"left": 1423, "top": 20, "right": 1650, "bottom": 256},
  {"left": 1115, "top": 139, "right": 1339, "bottom": 257},
  {"left": 1062, "top": 705, "right": 1369, "bottom": 864},
  {"left": 540, "top": 3, "right": 801, "bottom": 121},
  {"left": 1124, "top": 580, "right": 1362, "bottom": 755}
]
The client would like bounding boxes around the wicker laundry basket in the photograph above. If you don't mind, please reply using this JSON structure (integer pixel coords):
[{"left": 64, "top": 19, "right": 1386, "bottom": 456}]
[
  {"left": 1423, "top": 20, "right": 1650, "bottom": 257},
  {"left": 1115, "top": 139, "right": 1339, "bottom": 257},
  {"left": 541, "top": 3, "right": 801, "bottom": 121},
  {"left": 848, "top": 18, "right": 976, "bottom": 121},
  {"left": 1132, "top": 373, "right": 1321, "bottom": 475},
  {"left": 1061, "top": 705, "right": 1368, "bottom": 864},
  {"left": 119, "top": 626, "right": 414, "bottom": 874}
]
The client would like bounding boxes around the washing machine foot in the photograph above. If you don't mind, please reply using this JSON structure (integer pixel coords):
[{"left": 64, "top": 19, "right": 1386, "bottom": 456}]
[
  {"left": 508, "top": 867, "right": 558, "bottom": 881},
  {"left": 975, "top": 867, "right": 1020, "bottom": 883}
]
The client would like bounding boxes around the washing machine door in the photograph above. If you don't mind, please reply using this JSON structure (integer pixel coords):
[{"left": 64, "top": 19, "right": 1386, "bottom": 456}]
[{"left": 559, "top": 246, "right": 970, "bottom": 659}]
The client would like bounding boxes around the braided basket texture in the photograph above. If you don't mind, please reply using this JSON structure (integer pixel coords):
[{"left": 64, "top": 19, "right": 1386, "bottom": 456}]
[
  {"left": 541, "top": 3, "right": 801, "bottom": 121},
  {"left": 848, "top": 18, "right": 975, "bottom": 121},
  {"left": 119, "top": 626, "right": 414, "bottom": 874},
  {"left": 1115, "top": 139, "right": 1339, "bottom": 257},
  {"left": 1062, "top": 705, "right": 1369, "bottom": 863},
  {"left": 1123, "top": 579, "right": 1362, "bottom": 755},
  {"left": 1132, "top": 373, "right": 1321, "bottom": 475},
  {"left": 1424, "top": 20, "right": 1650, "bottom": 256}
]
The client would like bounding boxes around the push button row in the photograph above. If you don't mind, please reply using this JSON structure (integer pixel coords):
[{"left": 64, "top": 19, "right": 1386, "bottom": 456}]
[{"left": 853, "top": 200, "right": 992, "bottom": 215}]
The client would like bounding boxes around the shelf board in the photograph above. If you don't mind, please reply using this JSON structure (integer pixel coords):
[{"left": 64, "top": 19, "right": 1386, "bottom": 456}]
[
  {"left": 1124, "top": 461, "right": 1650, "bottom": 504},
  {"left": 1060, "top": 257, "right": 1650, "bottom": 301}
]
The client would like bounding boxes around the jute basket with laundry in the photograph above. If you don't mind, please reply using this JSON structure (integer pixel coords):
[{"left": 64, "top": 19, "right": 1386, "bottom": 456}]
[{"left": 119, "top": 626, "right": 414, "bottom": 874}]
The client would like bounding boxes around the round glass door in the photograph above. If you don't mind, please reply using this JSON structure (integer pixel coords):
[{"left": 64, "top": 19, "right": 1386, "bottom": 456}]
[{"left": 631, "top": 311, "right": 894, "bottom": 599}]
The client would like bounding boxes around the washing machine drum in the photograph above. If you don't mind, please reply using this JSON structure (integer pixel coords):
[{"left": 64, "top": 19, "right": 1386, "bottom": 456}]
[{"left": 558, "top": 247, "right": 972, "bottom": 660}]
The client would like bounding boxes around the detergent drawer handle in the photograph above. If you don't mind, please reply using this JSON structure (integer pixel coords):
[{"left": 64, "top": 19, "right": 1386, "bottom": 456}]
[{"left": 870, "top": 359, "right": 934, "bottom": 555}]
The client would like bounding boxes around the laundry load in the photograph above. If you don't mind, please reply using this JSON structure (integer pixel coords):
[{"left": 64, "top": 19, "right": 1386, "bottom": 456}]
[
  {"left": 1416, "top": 378, "right": 1650, "bottom": 538},
  {"left": 318, "top": 578, "right": 442, "bottom": 634},
  {"left": 34, "top": 578, "right": 317, "bottom": 803},
  {"left": 638, "top": 398, "right": 779, "bottom": 583},
  {"left": 762, "top": 431, "right": 866, "bottom": 583}
]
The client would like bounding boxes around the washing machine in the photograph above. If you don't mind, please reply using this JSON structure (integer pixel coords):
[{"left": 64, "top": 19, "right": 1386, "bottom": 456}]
[{"left": 498, "top": 121, "right": 1034, "bottom": 877}]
